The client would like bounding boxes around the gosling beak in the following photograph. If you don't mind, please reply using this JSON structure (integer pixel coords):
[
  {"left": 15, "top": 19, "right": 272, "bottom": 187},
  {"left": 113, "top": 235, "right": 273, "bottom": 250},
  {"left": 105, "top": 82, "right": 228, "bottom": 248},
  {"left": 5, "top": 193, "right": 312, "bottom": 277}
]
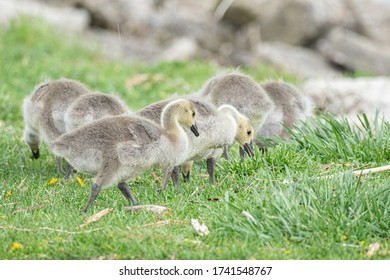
[
  {"left": 243, "top": 141, "right": 254, "bottom": 157},
  {"left": 190, "top": 123, "right": 200, "bottom": 137},
  {"left": 31, "top": 149, "right": 40, "bottom": 159}
]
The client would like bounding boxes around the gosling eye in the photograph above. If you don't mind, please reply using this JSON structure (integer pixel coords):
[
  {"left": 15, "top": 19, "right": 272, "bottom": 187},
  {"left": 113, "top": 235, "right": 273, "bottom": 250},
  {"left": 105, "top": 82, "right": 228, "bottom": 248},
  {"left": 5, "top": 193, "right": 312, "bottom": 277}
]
[
  {"left": 192, "top": 111, "right": 196, "bottom": 117},
  {"left": 247, "top": 130, "right": 252, "bottom": 136}
]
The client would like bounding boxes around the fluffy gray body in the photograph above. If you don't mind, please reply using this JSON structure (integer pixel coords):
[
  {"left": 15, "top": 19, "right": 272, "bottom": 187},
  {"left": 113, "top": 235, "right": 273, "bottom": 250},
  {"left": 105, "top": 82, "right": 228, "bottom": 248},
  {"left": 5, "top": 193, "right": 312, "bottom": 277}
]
[
  {"left": 53, "top": 116, "right": 182, "bottom": 182},
  {"left": 22, "top": 79, "right": 89, "bottom": 172},
  {"left": 50, "top": 99, "right": 199, "bottom": 213},
  {"left": 258, "top": 81, "right": 312, "bottom": 145},
  {"left": 197, "top": 72, "right": 275, "bottom": 132},
  {"left": 64, "top": 92, "right": 130, "bottom": 131}
]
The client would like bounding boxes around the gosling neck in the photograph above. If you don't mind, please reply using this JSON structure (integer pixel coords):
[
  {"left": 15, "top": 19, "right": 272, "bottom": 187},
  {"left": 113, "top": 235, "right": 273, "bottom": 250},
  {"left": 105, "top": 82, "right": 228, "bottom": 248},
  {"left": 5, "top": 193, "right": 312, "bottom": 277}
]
[
  {"left": 161, "top": 104, "right": 182, "bottom": 140},
  {"left": 218, "top": 105, "right": 240, "bottom": 122}
]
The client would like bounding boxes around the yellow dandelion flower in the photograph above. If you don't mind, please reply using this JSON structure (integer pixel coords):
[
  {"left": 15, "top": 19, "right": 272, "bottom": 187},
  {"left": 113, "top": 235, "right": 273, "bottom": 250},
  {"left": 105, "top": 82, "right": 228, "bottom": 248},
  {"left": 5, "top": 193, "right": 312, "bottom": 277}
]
[
  {"left": 76, "top": 177, "right": 84, "bottom": 187},
  {"left": 360, "top": 240, "right": 365, "bottom": 245},
  {"left": 342, "top": 235, "right": 348, "bottom": 241},
  {"left": 284, "top": 249, "right": 291, "bottom": 255},
  {"left": 49, "top": 178, "right": 58, "bottom": 185},
  {"left": 10, "top": 242, "right": 23, "bottom": 252},
  {"left": 54, "top": 236, "right": 62, "bottom": 241},
  {"left": 5, "top": 191, "right": 12, "bottom": 198},
  {"left": 39, "top": 240, "right": 49, "bottom": 246}
]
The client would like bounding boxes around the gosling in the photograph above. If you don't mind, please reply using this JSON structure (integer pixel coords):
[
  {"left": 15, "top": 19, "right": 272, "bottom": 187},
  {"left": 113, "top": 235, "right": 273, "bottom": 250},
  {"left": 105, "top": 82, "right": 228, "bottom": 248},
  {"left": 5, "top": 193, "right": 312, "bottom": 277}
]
[
  {"left": 137, "top": 96, "right": 255, "bottom": 185},
  {"left": 65, "top": 92, "right": 131, "bottom": 131},
  {"left": 257, "top": 81, "right": 312, "bottom": 147},
  {"left": 197, "top": 72, "right": 274, "bottom": 156},
  {"left": 50, "top": 99, "right": 200, "bottom": 213},
  {"left": 22, "top": 79, "right": 89, "bottom": 173},
  {"left": 62, "top": 92, "right": 131, "bottom": 177}
]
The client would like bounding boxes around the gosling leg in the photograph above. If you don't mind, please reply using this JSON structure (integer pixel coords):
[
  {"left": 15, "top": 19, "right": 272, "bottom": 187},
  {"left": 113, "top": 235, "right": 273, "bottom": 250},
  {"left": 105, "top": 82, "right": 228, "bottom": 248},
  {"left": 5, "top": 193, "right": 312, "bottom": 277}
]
[
  {"left": 195, "top": 162, "right": 202, "bottom": 173},
  {"left": 258, "top": 145, "right": 267, "bottom": 154},
  {"left": 206, "top": 157, "right": 216, "bottom": 184},
  {"left": 158, "top": 167, "right": 173, "bottom": 193},
  {"left": 171, "top": 165, "right": 181, "bottom": 190},
  {"left": 56, "top": 156, "right": 64, "bottom": 174},
  {"left": 81, "top": 183, "right": 102, "bottom": 214},
  {"left": 239, "top": 146, "right": 245, "bottom": 159},
  {"left": 118, "top": 182, "right": 138, "bottom": 206},
  {"left": 223, "top": 145, "right": 230, "bottom": 161},
  {"left": 64, "top": 161, "right": 74, "bottom": 180}
]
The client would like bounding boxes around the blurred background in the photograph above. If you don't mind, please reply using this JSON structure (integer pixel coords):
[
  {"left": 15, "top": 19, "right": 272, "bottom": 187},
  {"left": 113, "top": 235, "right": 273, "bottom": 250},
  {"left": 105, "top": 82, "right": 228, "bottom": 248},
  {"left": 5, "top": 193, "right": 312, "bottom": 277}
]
[{"left": 1, "top": 0, "right": 389, "bottom": 120}]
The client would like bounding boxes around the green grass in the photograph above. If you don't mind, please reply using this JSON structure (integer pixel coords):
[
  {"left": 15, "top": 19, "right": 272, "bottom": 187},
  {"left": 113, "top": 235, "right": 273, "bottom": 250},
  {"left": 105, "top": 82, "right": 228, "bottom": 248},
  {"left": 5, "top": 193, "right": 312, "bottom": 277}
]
[{"left": 0, "top": 18, "right": 389, "bottom": 260}]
